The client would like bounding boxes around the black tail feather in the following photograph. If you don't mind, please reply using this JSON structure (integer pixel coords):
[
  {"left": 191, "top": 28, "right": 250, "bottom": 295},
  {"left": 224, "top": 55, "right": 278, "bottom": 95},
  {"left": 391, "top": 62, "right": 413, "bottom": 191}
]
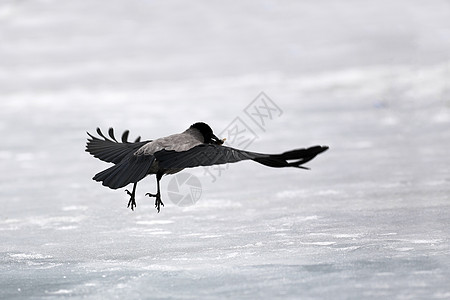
[{"left": 253, "top": 145, "right": 328, "bottom": 169}]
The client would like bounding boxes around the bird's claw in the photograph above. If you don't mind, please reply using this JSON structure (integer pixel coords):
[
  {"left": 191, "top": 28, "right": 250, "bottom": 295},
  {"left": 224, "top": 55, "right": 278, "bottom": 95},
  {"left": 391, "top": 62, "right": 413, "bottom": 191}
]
[
  {"left": 125, "top": 189, "right": 136, "bottom": 211},
  {"left": 145, "top": 192, "right": 164, "bottom": 213},
  {"left": 127, "top": 198, "right": 136, "bottom": 211}
]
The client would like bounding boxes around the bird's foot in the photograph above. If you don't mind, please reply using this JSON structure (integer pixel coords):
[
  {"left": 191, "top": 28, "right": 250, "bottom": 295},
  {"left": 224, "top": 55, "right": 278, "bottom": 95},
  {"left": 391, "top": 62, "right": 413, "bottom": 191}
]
[
  {"left": 145, "top": 192, "right": 164, "bottom": 213},
  {"left": 125, "top": 189, "right": 136, "bottom": 211}
]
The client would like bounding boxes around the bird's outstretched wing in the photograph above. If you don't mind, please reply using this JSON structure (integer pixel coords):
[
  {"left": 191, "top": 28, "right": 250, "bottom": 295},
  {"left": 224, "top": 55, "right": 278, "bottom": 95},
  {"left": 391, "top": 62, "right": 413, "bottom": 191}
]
[
  {"left": 86, "top": 128, "right": 151, "bottom": 164},
  {"left": 154, "top": 144, "right": 328, "bottom": 170},
  {"left": 93, "top": 154, "right": 155, "bottom": 189}
]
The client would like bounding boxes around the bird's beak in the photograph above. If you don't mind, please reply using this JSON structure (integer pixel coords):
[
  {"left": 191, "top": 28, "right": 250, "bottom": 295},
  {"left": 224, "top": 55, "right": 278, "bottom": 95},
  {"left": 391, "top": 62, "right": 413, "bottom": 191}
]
[{"left": 212, "top": 134, "right": 225, "bottom": 145}]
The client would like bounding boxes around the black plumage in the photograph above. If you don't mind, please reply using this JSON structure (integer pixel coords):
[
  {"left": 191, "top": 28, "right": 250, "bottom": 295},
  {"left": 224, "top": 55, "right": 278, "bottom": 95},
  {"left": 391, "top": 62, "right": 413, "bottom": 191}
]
[{"left": 86, "top": 122, "right": 328, "bottom": 212}]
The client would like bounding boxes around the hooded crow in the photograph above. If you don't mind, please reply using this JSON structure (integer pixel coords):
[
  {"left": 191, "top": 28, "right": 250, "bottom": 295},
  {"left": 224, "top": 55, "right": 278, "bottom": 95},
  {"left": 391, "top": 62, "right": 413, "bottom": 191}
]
[{"left": 86, "top": 122, "right": 328, "bottom": 212}]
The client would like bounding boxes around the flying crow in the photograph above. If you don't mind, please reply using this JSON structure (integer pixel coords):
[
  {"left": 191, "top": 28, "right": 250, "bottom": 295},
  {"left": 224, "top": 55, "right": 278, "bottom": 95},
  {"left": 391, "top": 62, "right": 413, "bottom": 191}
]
[{"left": 86, "top": 122, "right": 328, "bottom": 212}]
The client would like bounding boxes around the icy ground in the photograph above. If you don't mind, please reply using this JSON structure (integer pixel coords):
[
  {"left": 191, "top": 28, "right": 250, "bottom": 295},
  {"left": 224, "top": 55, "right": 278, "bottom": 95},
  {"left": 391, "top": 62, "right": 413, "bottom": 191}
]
[{"left": 1, "top": 1, "right": 450, "bottom": 299}]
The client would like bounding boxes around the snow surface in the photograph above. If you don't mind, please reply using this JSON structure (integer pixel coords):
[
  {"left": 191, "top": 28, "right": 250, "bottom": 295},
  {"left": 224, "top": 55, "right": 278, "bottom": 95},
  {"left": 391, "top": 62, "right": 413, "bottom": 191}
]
[{"left": 1, "top": 1, "right": 450, "bottom": 299}]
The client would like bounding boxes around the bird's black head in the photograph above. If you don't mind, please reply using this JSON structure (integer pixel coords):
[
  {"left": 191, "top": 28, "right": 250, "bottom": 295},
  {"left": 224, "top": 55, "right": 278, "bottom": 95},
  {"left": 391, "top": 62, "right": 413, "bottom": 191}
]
[{"left": 190, "top": 122, "right": 224, "bottom": 145}]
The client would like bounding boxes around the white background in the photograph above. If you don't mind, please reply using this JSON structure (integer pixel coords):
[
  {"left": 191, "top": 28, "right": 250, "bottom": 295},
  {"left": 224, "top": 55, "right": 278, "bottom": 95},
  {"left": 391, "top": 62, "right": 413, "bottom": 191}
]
[{"left": 1, "top": 1, "right": 449, "bottom": 299}]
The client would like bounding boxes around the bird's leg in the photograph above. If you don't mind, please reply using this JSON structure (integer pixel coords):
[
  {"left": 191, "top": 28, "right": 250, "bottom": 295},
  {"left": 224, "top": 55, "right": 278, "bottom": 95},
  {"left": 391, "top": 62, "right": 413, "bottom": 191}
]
[
  {"left": 125, "top": 182, "right": 137, "bottom": 211},
  {"left": 145, "top": 173, "right": 164, "bottom": 213}
]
